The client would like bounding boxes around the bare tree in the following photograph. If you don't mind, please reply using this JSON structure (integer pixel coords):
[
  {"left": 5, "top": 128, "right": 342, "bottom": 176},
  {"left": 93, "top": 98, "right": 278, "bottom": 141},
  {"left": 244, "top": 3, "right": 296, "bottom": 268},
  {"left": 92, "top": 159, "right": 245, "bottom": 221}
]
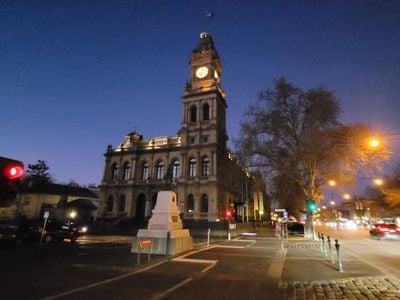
[{"left": 235, "top": 77, "right": 390, "bottom": 236}]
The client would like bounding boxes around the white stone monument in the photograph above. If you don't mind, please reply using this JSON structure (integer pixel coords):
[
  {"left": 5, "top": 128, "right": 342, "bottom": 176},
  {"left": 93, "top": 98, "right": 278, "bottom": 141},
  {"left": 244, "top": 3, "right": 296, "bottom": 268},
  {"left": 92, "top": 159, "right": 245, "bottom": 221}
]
[{"left": 131, "top": 191, "right": 193, "bottom": 255}]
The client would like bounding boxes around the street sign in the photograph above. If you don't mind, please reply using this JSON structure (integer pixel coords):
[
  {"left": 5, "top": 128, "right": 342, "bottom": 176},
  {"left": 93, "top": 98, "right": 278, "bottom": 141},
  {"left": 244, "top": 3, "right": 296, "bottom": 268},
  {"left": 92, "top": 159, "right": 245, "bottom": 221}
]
[
  {"left": 43, "top": 211, "right": 50, "bottom": 219},
  {"left": 139, "top": 239, "right": 152, "bottom": 249}
]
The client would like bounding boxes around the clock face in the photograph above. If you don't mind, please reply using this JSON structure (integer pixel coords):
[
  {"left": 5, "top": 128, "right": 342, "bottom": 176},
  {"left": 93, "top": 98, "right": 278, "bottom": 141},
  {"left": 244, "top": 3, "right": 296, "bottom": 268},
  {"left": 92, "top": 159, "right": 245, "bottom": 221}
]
[{"left": 195, "top": 66, "right": 208, "bottom": 79}]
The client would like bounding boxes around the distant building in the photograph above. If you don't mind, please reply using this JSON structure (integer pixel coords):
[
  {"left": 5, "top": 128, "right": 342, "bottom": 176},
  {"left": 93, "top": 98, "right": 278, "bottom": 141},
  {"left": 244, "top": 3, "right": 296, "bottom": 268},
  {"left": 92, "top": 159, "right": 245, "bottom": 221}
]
[
  {"left": 98, "top": 33, "right": 261, "bottom": 225},
  {"left": 0, "top": 183, "right": 99, "bottom": 223}
]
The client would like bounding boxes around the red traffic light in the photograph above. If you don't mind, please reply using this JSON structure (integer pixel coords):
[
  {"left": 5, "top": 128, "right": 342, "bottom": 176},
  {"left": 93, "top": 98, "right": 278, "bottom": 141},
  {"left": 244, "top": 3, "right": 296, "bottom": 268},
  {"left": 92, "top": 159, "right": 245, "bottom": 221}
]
[
  {"left": 225, "top": 209, "right": 232, "bottom": 218},
  {"left": 3, "top": 164, "right": 24, "bottom": 180},
  {"left": 0, "top": 156, "right": 24, "bottom": 181}
]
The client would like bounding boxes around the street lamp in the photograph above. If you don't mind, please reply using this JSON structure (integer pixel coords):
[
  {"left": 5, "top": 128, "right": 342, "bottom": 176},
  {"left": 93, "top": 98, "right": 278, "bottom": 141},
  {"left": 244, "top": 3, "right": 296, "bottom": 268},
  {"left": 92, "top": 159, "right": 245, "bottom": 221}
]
[
  {"left": 328, "top": 180, "right": 336, "bottom": 187},
  {"left": 343, "top": 194, "right": 351, "bottom": 200},
  {"left": 373, "top": 178, "right": 383, "bottom": 186},
  {"left": 368, "top": 138, "right": 380, "bottom": 148}
]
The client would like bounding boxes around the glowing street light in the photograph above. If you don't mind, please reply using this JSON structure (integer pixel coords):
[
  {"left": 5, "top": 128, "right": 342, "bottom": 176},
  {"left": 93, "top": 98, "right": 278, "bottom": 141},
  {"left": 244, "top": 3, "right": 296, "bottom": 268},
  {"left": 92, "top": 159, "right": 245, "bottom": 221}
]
[
  {"left": 328, "top": 180, "right": 336, "bottom": 187},
  {"left": 368, "top": 138, "right": 380, "bottom": 148},
  {"left": 373, "top": 178, "right": 383, "bottom": 186},
  {"left": 330, "top": 201, "right": 336, "bottom": 206},
  {"left": 343, "top": 194, "right": 351, "bottom": 200}
]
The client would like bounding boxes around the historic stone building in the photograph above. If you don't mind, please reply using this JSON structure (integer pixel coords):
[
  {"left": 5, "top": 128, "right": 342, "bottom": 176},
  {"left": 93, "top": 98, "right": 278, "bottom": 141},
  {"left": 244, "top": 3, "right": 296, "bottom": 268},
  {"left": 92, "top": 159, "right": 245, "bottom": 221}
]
[{"left": 98, "top": 33, "right": 256, "bottom": 225}]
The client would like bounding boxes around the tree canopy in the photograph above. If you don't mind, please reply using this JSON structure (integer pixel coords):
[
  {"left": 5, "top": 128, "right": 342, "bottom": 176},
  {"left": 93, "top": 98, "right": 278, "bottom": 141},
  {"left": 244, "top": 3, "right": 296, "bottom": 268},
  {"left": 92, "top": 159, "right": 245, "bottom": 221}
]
[
  {"left": 25, "top": 160, "right": 53, "bottom": 184},
  {"left": 235, "top": 78, "right": 390, "bottom": 213}
]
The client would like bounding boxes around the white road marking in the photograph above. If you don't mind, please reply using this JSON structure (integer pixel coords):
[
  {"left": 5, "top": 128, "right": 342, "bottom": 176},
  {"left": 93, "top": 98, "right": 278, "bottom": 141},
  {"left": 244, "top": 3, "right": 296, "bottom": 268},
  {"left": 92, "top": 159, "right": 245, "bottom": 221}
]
[
  {"left": 266, "top": 248, "right": 287, "bottom": 280},
  {"left": 40, "top": 260, "right": 168, "bottom": 300}
]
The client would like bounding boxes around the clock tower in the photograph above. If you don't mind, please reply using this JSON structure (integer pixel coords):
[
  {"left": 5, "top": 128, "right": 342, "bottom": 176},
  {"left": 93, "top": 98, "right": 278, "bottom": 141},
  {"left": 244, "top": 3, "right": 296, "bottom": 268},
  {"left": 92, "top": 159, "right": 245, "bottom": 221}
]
[{"left": 180, "top": 32, "right": 228, "bottom": 149}]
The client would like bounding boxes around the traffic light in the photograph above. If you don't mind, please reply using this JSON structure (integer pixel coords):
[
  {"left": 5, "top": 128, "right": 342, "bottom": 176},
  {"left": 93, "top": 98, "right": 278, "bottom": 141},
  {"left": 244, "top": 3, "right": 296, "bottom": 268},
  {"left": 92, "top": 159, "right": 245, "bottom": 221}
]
[
  {"left": 225, "top": 209, "right": 232, "bottom": 218},
  {"left": 0, "top": 156, "right": 24, "bottom": 206},
  {"left": 0, "top": 156, "right": 24, "bottom": 181},
  {"left": 306, "top": 199, "right": 317, "bottom": 212}
]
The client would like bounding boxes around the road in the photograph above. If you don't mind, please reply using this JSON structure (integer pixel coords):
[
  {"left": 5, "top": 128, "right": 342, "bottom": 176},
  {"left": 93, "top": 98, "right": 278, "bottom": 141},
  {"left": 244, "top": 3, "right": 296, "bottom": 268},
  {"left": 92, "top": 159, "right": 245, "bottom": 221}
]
[
  {"left": 1, "top": 229, "right": 399, "bottom": 300},
  {"left": 316, "top": 225, "right": 400, "bottom": 279},
  {"left": 0, "top": 233, "right": 287, "bottom": 300}
]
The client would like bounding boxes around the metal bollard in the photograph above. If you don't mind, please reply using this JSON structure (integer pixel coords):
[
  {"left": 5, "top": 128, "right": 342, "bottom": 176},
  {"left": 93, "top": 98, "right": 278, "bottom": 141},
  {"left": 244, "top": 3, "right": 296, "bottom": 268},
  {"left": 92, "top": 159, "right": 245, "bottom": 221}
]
[
  {"left": 321, "top": 234, "right": 327, "bottom": 256},
  {"left": 335, "top": 239, "right": 344, "bottom": 272},
  {"left": 318, "top": 233, "right": 323, "bottom": 253},
  {"left": 327, "top": 236, "right": 334, "bottom": 263}
]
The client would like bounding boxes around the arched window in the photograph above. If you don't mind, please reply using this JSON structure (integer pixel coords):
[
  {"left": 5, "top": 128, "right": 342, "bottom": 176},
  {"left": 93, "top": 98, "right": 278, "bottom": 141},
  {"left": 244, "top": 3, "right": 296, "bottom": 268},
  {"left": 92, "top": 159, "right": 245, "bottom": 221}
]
[
  {"left": 202, "top": 103, "right": 210, "bottom": 121},
  {"left": 156, "top": 161, "right": 164, "bottom": 179},
  {"left": 123, "top": 162, "right": 131, "bottom": 180},
  {"left": 190, "top": 105, "right": 197, "bottom": 122},
  {"left": 111, "top": 163, "right": 118, "bottom": 181},
  {"left": 201, "top": 194, "right": 209, "bottom": 213},
  {"left": 172, "top": 160, "right": 180, "bottom": 178},
  {"left": 189, "top": 158, "right": 196, "bottom": 177},
  {"left": 106, "top": 196, "right": 114, "bottom": 212},
  {"left": 118, "top": 195, "right": 126, "bottom": 212},
  {"left": 187, "top": 194, "right": 194, "bottom": 213},
  {"left": 201, "top": 156, "right": 210, "bottom": 176},
  {"left": 142, "top": 162, "right": 149, "bottom": 180}
]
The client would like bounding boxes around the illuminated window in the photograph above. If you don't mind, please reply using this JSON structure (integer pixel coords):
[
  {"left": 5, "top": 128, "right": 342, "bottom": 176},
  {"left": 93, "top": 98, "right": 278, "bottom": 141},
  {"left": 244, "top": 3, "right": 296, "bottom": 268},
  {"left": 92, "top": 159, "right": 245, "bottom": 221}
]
[
  {"left": 201, "top": 156, "right": 210, "bottom": 176},
  {"left": 189, "top": 158, "right": 196, "bottom": 177}
]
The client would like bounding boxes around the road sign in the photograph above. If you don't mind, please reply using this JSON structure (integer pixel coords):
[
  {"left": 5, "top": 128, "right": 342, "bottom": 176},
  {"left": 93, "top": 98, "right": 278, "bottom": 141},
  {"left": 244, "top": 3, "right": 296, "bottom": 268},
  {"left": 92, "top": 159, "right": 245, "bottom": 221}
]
[{"left": 139, "top": 239, "right": 152, "bottom": 249}]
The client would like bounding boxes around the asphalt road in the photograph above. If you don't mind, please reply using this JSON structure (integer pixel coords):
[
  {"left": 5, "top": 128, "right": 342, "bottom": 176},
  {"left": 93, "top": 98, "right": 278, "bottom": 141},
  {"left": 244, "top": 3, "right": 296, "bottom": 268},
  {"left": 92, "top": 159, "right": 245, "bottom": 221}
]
[
  {"left": 0, "top": 234, "right": 287, "bottom": 300},
  {"left": 315, "top": 225, "right": 400, "bottom": 279},
  {"left": 1, "top": 228, "right": 399, "bottom": 300}
]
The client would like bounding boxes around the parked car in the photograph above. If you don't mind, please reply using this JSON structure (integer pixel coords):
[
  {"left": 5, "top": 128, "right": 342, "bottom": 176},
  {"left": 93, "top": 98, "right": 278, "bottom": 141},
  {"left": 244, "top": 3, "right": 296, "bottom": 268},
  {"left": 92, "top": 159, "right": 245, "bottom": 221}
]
[
  {"left": 42, "top": 221, "right": 80, "bottom": 243},
  {"left": 287, "top": 221, "right": 305, "bottom": 235},
  {"left": 0, "top": 219, "right": 41, "bottom": 245},
  {"left": 370, "top": 223, "right": 400, "bottom": 240},
  {"left": 68, "top": 222, "right": 89, "bottom": 234}
]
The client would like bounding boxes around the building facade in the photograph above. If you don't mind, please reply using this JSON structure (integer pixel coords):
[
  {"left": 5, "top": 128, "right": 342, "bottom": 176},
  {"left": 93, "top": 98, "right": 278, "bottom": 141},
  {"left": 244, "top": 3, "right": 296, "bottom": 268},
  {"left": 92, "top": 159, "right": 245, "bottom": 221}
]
[{"left": 98, "top": 33, "right": 255, "bottom": 224}]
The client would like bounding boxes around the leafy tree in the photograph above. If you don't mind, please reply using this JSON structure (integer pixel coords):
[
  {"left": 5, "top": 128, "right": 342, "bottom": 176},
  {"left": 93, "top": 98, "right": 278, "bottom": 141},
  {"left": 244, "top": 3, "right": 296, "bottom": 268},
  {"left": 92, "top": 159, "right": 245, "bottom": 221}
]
[
  {"left": 235, "top": 77, "right": 390, "bottom": 236},
  {"left": 26, "top": 160, "right": 52, "bottom": 184},
  {"left": 380, "top": 163, "right": 400, "bottom": 211}
]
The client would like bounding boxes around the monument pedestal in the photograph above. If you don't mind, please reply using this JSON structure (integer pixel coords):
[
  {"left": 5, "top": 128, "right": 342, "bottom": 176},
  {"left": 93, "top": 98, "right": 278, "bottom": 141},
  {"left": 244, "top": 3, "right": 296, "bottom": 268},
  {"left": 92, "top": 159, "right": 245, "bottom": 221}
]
[{"left": 131, "top": 191, "right": 193, "bottom": 255}]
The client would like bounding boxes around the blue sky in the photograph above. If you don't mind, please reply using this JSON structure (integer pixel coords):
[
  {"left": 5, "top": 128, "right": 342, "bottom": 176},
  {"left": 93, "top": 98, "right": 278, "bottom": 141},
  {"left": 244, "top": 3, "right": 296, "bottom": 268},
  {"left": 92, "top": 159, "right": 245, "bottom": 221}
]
[{"left": 1, "top": 0, "right": 399, "bottom": 186}]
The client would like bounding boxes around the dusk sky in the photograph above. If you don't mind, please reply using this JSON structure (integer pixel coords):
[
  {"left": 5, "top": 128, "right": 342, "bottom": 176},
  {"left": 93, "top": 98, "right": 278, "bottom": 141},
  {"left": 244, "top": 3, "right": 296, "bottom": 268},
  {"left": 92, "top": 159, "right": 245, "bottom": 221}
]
[{"left": 1, "top": 1, "right": 399, "bottom": 187}]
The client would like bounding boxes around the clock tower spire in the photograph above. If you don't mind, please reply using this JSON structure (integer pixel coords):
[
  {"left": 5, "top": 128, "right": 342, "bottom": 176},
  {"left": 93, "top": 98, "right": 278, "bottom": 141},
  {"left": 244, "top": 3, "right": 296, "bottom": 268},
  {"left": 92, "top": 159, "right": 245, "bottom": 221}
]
[{"left": 180, "top": 32, "right": 228, "bottom": 149}]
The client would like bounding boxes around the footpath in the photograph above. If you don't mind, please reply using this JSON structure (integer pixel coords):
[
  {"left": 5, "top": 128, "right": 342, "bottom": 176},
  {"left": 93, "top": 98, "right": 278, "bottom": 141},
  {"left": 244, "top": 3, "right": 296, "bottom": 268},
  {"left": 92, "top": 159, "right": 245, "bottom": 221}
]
[{"left": 255, "top": 227, "right": 400, "bottom": 300}]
